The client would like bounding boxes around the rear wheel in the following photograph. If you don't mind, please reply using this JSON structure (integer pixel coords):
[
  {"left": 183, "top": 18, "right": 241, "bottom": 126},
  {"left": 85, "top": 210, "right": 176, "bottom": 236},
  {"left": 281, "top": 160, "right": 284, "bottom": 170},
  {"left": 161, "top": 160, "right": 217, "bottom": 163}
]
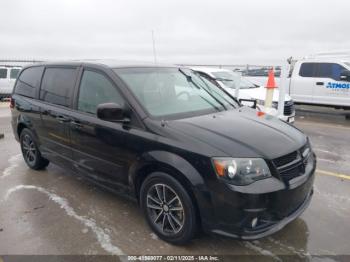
[
  {"left": 20, "top": 128, "right": 49, "bottom": 170},
  {"left": 140, "top": 172, "right": 197, "bottom": 244}
]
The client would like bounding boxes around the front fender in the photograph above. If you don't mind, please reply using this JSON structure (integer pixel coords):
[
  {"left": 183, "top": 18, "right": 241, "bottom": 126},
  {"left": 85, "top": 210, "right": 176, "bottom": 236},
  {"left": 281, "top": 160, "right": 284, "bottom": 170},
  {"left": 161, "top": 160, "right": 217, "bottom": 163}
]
[
  {"left": 129, "top": 150, "right": 215, "bottom": 226},
  {"left": 129, "top": 150, "right": 206, "bottom": 190}
]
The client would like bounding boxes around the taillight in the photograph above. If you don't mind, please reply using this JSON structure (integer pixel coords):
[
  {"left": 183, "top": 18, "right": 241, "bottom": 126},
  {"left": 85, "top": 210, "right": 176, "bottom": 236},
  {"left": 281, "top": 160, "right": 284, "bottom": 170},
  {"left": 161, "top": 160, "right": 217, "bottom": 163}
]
[{"left": 10, "top": 97, "right": 15, "bottom": 109}]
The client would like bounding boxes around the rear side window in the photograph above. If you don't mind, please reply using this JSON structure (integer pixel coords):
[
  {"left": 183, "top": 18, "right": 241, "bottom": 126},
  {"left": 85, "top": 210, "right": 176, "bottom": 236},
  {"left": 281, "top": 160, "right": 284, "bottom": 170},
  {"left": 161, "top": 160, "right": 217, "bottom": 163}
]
[
  {"left": 299, "top": 63, "right": 315, "bottom": 77},
  {"left": 40, "top": 67, "right": 77, "bottom": 107},
  {"left": 77, "top": 70, "right": 124, "bottom": 114},
  {"left": 14, "top": 66, "right": 44, "bottom": 98},
  {"left": 0, "top": 68, "right": 7, "bottom": 79}
]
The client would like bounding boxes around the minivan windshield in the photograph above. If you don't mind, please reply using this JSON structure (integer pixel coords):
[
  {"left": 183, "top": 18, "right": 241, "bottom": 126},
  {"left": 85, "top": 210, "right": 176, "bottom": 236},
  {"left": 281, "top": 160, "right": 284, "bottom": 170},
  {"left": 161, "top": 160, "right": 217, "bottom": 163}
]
[
  {"left": 115, "top": 67, "right": 239, "bottom": 119},
  {"left": 212, "top": 71, "right": 258, "bottom": 89}
]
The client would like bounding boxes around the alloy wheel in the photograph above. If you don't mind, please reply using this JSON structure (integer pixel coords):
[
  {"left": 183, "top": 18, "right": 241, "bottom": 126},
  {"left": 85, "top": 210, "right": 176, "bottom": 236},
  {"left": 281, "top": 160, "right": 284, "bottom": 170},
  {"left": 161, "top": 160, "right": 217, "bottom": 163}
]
[
  {"left": 22, "top": 134, "right": 37, "bottom": 165},
  {"left": 146, "top": 183, "right": 185, "bottom": 235}
]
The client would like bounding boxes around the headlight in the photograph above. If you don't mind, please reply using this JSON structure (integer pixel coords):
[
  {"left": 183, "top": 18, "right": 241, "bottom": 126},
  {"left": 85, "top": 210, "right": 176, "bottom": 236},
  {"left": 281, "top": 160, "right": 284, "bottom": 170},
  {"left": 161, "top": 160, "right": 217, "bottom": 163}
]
[{"left": 212, "top": 158, "right": 271, "bottom": 185}]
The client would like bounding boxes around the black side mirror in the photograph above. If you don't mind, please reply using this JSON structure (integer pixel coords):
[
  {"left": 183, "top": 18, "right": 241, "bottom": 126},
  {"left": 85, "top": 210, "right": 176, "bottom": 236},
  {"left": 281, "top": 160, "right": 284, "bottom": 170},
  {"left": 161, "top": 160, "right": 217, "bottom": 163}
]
[
  {"left": 96, "top": 103, "right": 129, "bottom": 122},
  {"left": 340, "top": 70, "right": 350, "bottom": 82}
]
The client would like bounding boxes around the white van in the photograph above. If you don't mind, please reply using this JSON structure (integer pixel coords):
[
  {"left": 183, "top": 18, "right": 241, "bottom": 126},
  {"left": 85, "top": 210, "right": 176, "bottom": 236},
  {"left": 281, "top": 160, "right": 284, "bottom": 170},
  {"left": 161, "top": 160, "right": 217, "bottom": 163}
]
[
  {"left": 0, "top": 66, "right": 21, "bottom": 99},
  {"left": 289, "top": 58, "right": 350, "bottom": 109},
  {"left": 192, "top": 67, "right": 295, "bottom": 123}
]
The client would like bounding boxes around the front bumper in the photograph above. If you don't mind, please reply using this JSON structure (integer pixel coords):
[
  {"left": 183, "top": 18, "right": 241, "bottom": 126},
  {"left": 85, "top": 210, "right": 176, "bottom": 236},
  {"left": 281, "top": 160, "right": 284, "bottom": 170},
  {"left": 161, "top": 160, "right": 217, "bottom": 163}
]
[
  {"left": 204, "top": 154, "right": 315, "bottom": 240},
  {"left": 211, "top": 187, "right": 313, "bottom": 240}
]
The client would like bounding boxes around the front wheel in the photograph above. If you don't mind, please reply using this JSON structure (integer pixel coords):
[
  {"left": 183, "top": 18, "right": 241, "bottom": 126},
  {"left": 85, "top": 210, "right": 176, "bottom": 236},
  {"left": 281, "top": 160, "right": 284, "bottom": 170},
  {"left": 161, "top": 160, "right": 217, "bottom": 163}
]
[
  {"left": 20, "top": 128, "right": 49, "bottom": 170},
  {"left": 140, "top": 172, "right": 198, "bottom": 245}
]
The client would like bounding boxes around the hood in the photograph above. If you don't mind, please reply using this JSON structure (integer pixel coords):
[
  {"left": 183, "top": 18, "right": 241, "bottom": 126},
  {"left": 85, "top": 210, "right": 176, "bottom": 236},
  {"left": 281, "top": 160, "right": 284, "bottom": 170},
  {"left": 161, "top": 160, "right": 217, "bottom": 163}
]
[
  {"left": 167, "top": 107, "right": 306, "bottom": 159},
  {"left": 224, "top": 86, "right": 292, "bottom": 102}
]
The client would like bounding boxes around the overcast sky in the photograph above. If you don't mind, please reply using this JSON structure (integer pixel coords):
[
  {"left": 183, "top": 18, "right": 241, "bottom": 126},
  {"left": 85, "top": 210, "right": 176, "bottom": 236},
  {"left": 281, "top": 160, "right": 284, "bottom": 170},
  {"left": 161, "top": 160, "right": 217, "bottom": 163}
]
[{"left": 1, "top": 0, "right": 350, "bottom": 65}]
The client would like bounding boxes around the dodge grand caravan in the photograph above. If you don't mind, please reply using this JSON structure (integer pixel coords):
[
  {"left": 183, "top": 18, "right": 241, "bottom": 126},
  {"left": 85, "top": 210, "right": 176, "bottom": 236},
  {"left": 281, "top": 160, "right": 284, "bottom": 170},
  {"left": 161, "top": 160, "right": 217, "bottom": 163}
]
[{"left": 11, "top": 61, "right": 316, "bottom": 244}]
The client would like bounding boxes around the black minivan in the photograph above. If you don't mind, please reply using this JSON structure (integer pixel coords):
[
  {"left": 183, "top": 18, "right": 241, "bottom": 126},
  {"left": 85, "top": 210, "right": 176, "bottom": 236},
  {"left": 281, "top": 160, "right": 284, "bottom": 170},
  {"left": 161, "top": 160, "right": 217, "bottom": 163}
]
[{"left": 11, "top": 61, "right": 316, "bottom": 244}]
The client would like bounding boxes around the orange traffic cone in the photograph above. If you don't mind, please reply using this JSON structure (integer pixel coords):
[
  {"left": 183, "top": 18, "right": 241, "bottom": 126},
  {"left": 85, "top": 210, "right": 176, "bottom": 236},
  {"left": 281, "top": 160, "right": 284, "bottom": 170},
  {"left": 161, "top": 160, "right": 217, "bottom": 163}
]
[
  {"left": 266, "top": 68, "right": 277, "bottom": 89},
  {"left": 264, "top": 68, "right": 277, "bottom": 108}
]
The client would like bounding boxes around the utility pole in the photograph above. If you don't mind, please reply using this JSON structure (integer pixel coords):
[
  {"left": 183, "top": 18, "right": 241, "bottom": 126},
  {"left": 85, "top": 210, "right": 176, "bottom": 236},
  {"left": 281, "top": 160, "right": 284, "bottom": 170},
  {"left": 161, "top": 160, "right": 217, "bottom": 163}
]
[{"left": 152, "top": 30, "right": 157, "bottom": 64}]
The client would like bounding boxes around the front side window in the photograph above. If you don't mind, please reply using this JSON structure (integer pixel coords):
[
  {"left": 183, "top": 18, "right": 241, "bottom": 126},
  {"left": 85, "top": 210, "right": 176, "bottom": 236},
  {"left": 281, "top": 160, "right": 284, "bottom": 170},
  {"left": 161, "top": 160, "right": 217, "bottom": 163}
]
[
  {"left": 0, "top": 68, "right": 7, "bottom": 79},
  {"left": 317, "top": 63, "right": 346, "bottom": 81},
  {"left": 40, "top": 67, "right": 77, "bottom": 107},
  {"left": 115, "top": 67, "right": 238, "bottom": 119},
  {"left": 78, "top": 70, "right": 124, "bottom": 114}
]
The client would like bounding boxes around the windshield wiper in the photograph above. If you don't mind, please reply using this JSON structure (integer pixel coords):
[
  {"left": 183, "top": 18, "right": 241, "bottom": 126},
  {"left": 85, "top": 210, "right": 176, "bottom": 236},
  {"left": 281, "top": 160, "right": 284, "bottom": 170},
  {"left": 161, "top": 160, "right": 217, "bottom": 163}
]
[
  {"left": 215, "top": 78, "right": 233, "bottom": 82},
  {"left": 196, "top": 75, "right": 238, "bottom": 108},
  {"left": 179, "top": 68, "right": 228, "bottom": 111}
]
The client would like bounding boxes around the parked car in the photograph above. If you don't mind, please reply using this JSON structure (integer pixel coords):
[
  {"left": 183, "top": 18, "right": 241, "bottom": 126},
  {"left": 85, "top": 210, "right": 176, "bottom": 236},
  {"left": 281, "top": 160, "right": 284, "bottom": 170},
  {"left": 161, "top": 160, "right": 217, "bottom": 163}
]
[
  {"left": 11, "top": 61, "right": 315, "bottom": 244},
  {"left": 0, "top": 66, "right": 21, "bottom": 99},
  {"left": 244, "top": 66, "right": 281, "bottom": 77},
  {"left": 192, "top": 67, "right": 295, "bottom": 123},
  {"left": 289, "top": 58, "right": 350, "bottom": 109}
]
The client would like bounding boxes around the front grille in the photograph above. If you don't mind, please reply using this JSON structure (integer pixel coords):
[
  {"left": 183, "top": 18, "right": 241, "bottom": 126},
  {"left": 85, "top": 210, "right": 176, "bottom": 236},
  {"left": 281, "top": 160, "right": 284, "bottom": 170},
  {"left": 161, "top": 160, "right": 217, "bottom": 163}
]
[
  {"left": 283, "top": 100, "right": 295, "bottom": 116},
  {"left": 273, "top": 151, "right": 299, "bottom": 168},
  {"left": 278, "top": 164, "right": 304, "bottom": 181},
  {"left": 272, "top": 143, "right": 311, "bottom": 182}
]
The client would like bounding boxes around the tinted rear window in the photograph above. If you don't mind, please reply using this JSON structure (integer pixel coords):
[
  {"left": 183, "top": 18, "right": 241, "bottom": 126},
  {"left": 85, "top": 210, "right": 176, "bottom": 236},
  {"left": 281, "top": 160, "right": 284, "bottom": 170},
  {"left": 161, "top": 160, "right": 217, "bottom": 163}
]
[
  {"left": 18, "top": 67, "right": 43, "bottom": 87},
  {"left": 14, "top": 66, "right": 44, "bottom": 98},
  {"left": 299, "top": 63, "right": 315, "bottom": 77},
  {"left": 0, "top": 68, "right": 7, "bottom": 79},
  {"left": 40, "top": 67, "right": 77, "bottom": 107}
]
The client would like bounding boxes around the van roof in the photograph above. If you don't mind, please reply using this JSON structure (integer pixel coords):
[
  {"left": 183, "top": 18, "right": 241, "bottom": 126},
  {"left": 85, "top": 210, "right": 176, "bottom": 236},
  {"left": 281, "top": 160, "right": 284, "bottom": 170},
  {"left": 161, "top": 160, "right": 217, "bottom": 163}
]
[{"left": 25, "top": 60, "right": 178, "bottom": 69}]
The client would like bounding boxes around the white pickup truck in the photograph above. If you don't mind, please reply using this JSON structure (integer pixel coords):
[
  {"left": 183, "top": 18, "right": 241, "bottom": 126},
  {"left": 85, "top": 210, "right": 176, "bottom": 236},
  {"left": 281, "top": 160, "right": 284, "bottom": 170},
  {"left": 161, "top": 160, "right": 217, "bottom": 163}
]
[
  {"left": 0, "top": 66, "right": 21, "bottom": 99},
  {"left": 288, "top": 58, "right": 350, "bottom": 109}
]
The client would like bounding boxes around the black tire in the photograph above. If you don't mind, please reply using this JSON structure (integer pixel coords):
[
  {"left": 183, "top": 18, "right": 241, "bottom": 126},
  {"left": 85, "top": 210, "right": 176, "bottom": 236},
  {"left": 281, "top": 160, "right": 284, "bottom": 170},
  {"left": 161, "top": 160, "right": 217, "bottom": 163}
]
[
  {"left": 20, "top": 128, "right": 49, "bottom": 170},
  {"left": 140, "top": 172, "right": 198, "bottom": 245}
]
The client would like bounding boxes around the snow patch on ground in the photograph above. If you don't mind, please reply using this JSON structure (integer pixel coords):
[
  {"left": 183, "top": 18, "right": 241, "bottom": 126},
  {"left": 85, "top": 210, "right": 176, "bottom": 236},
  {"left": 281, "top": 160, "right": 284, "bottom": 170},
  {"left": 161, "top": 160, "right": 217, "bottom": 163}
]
[
  {"left": 150, "top": 232, "right": 159, "bottom": 240},
  {"left": 5, "top": 185, "right": 124, "bottom": 256},
  {"left": 268, "top": 237, "right": 310, "bottom": 259},
  {"left": 243, "top": 241, "right": 282, "bottom": 261},
  {"left": 2, "top": 154, "right": 22, "bottom": 178}
]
